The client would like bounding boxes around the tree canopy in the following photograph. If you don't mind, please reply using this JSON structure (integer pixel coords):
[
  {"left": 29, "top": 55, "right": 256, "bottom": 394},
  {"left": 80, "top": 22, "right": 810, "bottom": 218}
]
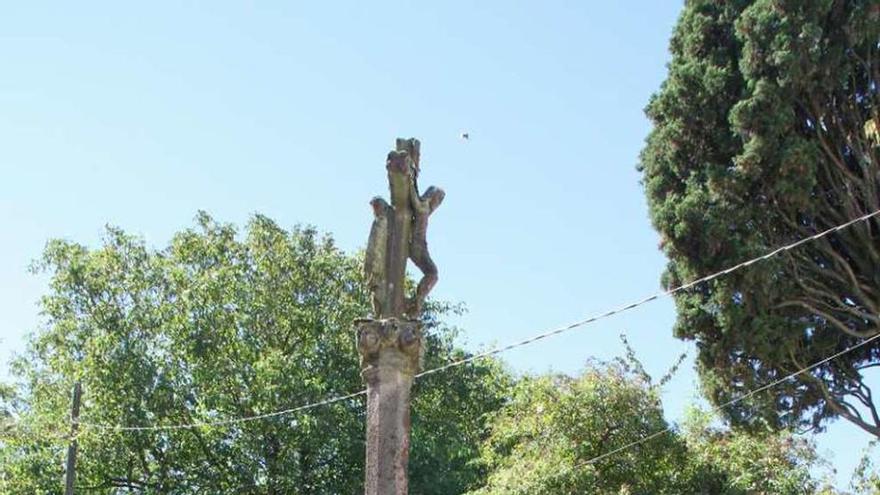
[
  {"left": 0, "top": 213, "right": 510, "bottom": 494},
  {"left": 640, "top": 0, "right": 880, "bottom": 436},
  {"left": 2, "top": 212, "right": 874, "bottom": 493},
  {"left": 468, "top": 358, "right": 829, "bottom": 495}
]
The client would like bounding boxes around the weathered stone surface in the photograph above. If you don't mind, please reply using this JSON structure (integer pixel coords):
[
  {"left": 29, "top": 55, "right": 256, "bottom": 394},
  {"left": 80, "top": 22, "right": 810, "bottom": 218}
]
[
  {"left": 363, "top": 138, "right": 443, "bottom": 320},
  {"left": 364, "top": 197, "right": 392, "bottom": 316},
  {"left": 355, "top": 318, "right": 423, "bottom": 374},
  {"left": 355, "top": 318, "right": 423, "bottom": 495},
  {"left": 358, "top": 138, "right": 441, "bottom": 494}
]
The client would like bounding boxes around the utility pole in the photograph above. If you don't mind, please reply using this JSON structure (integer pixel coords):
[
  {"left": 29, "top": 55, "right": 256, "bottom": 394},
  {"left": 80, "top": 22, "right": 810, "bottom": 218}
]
[
  {"left": 357, "top": 138, "right": 444, "bottom": 494},
  {"left": 65, "top": 381, "right": 82, "bottom": 495}
]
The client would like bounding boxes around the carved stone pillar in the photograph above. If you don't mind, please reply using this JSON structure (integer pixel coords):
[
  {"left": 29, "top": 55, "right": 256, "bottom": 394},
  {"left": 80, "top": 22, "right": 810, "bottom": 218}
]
[{"left": 355, "top": 318, "right": 423, "bottom": 495}]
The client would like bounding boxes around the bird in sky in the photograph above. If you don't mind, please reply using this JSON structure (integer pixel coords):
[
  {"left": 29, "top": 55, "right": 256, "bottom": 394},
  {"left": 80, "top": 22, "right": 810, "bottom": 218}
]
[{"left": 459, "top": 132, "right": 469, "bottom": 141}]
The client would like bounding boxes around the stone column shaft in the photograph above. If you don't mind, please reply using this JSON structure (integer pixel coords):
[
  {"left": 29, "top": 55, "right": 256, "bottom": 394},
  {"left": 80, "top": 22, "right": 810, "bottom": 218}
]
[{"left": 355, "top": 318, "right": 422, "bottom": 495}]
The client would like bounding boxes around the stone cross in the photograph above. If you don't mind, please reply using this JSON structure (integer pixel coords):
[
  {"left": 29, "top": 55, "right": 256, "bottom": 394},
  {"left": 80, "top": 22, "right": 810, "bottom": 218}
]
[
  {"left": 364, "top": 138, "right": 444, "bottom": 319},
  {"left": 356, "top": 137, "right": 443, "bottom": 494}
]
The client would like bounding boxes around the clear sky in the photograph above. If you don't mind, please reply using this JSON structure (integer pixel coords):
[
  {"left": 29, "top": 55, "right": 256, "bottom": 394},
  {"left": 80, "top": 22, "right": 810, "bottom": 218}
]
[{"left": 0, "top": 1, "right": 872, "bottom": 488}]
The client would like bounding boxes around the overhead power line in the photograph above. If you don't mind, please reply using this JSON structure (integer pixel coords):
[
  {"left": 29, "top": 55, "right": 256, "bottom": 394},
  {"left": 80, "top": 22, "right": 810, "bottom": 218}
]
[
  {"left": 415, "top": 208, "right": 880, "bottom": 378},
  {"left": 60, "top": 207, "right": 880, "bottom": 431},
  {"left": 76, "top": 390, "right": 367, "bottom": 432},
  {"left": 547, "top": 330, "right": 880, "bottom": 483}
]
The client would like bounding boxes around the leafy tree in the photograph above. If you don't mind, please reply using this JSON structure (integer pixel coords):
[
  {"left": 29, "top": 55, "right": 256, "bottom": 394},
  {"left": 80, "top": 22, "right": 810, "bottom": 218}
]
[
  {"left": 848, "top": 440, "right": 880, "bottom": 494},
  {"left": 468, "top": 363, "right": 695, "bottom": 495},
  {"left": 468, "top": 360, "right": 827, "bottom": 495},
  {"left": 640, "top": 0, "right": 880, "bottom": 436},
  {"left": 0, "top": 213, "right": 510, "bottom": 494},
  {"left": 681, "top": 408, "right": 832, "bottom": 495}
]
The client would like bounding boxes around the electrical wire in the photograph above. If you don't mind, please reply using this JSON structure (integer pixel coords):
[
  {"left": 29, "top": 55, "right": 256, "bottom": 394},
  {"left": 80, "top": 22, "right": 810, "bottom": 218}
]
[
  {"left": 415, "top": 208, "right": 880, "bottom": 378},
  {"left": 55, "top": 207, "right": 880, "bottom": 431},
  {"left": 531, "top": 331, "right": 880, "bottom": 488},
  {"left": 76, "top": 390, "right": 367, "bottom": 432}
]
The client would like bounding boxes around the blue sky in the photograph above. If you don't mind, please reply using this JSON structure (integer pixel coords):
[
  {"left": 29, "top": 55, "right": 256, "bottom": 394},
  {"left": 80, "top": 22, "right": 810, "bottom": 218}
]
[{"left": 0, "top": 1, "right": 873, "bottom": 488}]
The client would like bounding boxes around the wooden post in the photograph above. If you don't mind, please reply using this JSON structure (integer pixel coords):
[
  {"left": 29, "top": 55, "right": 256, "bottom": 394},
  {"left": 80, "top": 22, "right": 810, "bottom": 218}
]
[{"left": 64, "top": 382, "right": 82, "bottom": 495}]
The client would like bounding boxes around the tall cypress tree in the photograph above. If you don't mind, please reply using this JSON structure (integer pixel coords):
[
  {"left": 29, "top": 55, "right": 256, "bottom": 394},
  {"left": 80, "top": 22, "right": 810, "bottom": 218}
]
[{"left": 641, "top": 0, "right": 880, "bottom": 435}]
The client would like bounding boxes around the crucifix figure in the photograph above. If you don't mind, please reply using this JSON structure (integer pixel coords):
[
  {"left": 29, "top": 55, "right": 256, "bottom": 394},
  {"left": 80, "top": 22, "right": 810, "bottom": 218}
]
[{"left": 364, "top": 137, "right": 444, "bottom": 320}]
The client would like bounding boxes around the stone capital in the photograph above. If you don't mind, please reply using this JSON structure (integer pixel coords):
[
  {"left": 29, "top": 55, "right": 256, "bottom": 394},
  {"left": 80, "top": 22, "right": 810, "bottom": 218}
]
[{"left": 354, "top": 318, "right": 423, "bottom": 377}]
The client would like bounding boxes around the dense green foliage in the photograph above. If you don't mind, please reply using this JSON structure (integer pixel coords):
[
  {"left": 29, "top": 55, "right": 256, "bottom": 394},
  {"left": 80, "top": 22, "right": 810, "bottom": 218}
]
[
  {"left": 640, "top": 0, "right": 880, "bottom": 436},
  {"left": 0, "top": 213, "right": 510, "bottom": 494},
  {"left": 470, "top": 365, "right": 693, "bottom": 495},
  {"left": 469, "top": 361, "right": 828, "bottom": 495},
  {"left": 2, "top": 212, "right": 873, "bottom": 493},
  {"left": 681, "top": 409, "right": 826, "bottom": 495}
]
